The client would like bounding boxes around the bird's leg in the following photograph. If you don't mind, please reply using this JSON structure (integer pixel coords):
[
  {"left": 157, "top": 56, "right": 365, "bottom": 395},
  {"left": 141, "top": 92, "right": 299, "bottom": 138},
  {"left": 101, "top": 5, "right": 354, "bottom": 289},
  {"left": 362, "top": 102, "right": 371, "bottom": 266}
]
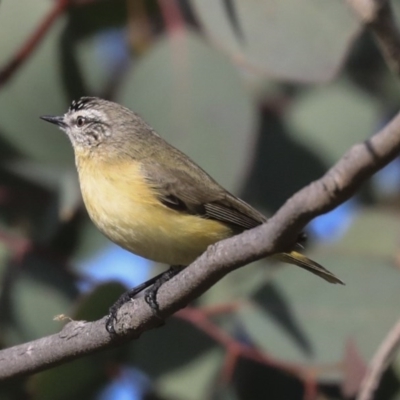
[
  {"left": 106, "top": 266, "right": 182, "bottom": 334},
  {"left": 144, "top": 265, "right": 181, "bottom": 314},
  {"left": 106, "top": 270, "right": 168, "bottom": 334}
]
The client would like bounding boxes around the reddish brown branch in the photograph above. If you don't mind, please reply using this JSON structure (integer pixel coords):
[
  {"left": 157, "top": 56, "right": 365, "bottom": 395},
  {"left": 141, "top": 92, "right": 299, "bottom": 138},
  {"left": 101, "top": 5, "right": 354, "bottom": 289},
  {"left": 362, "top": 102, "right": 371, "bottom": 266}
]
[
  {"left": 0, "top": 0, "right": 70, "bottom": 87},
  {"left": 158, "top": 0, "right": 185, "bottom": 34},
  {"left": 176, "top": 306, "right": 335, "bottom": 397}
]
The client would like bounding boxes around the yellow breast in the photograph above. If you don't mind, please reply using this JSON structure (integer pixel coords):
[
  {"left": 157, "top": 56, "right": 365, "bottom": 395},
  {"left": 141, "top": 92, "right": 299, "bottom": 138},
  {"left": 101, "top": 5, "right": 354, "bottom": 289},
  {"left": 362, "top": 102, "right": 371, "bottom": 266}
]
[{"left": 76, "top": 153, "right": 234, "bottom": 266}]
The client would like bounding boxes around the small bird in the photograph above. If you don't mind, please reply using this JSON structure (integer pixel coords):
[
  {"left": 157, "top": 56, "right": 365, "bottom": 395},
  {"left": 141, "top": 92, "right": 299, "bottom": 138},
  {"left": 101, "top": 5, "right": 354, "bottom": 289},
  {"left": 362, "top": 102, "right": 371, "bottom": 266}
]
[{"left": 41, "top": 97, "right": 343, "bottom": 332}]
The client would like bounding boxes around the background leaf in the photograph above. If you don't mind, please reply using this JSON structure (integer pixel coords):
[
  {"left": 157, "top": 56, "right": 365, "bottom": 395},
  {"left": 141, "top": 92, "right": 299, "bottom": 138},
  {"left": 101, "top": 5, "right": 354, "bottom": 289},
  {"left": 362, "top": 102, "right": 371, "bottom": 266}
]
[
  {"left": 119, "top": 29, "right": 257, "bottom": 192},
  {"left": 190, "top": 0, "right": 361, "bottom": 82},
  {"left": 238, "top": 208, "right": 400, "bottom": 379}
]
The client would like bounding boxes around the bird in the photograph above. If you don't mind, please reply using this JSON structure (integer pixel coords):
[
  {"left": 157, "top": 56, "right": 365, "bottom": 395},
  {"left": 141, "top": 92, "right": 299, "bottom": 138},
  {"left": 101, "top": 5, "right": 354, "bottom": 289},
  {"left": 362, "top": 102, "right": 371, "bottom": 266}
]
[{"left": 40, "top": 97, "right": 343, "bottom": 333}]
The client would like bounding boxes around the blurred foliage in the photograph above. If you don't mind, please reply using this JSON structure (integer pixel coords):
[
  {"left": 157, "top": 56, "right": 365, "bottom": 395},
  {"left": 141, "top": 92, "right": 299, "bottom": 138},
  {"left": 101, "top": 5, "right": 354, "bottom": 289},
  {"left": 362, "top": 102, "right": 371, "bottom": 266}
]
[
  {"left": 190, "top": 0, "right": 360, "bottom": 82},
  {"left": 1, "top": 0, "right": 400, "bottom": 399}
]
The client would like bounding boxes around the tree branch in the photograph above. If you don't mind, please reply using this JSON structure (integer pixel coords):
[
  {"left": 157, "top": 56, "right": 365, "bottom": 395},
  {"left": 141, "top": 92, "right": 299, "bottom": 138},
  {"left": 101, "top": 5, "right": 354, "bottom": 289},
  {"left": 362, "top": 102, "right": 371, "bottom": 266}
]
[
  {"left": 2, "top": 0, "right": 400, "bottom": 384},
  {"left": 1, "top": 103, "right": 400, "bottom": 380},
  {"left": 356, "top": 317, "right": 400, "bottom": 400},
  {"left": 347, "top": 1, "right": 400, "bottom": 398},
  {"left": 347, "top": 0, "right": 400, "bottom": 76},
  {"left": 0, "top": 0, "right": 70, "bottom": 87}
]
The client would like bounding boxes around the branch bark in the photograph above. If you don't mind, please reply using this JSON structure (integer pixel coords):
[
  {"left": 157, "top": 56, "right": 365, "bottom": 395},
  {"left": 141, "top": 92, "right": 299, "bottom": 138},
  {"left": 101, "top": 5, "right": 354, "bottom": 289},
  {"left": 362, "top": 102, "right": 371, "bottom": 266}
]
[
  {"left": 1, "top": 103, "right": 400, "bottom": 380},
  {"left": 1, "top": 0, "right": 400, "bottom": 385}
]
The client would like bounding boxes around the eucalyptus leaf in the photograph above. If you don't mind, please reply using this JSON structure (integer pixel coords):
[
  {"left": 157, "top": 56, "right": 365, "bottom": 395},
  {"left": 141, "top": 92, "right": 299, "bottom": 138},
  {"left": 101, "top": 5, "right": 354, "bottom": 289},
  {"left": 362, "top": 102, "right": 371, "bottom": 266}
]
[
  {"left": 199, "top": 260, "right": 271, "bottom": 306},
  {"left": 238, "top": 208, "right": 400, "bottom": 379},
  {"left": 29, "top": 357, "right": 107, "bottom": 400},
  {"left": 72, "top": 282, "right": 125, "bottom": 322},
  {"left": 71, "top": 219, "right": 111, "bottom": 264},
  {"left": 4, "top": 259, "right": 75, "bottom": 345},
  {"left": 131, "top": 316, "right": 217, "bottom": 378},
  {"left": 0, "top": 0, "right": 73, "bottom": 164},
  {"left": 119, "top": 29, "right": 257, "bottom": 193},
  {"left": 155, "top": 348, "right": 224, "bottom": 400},
  {"left": 190, "top": 0, "right": 360, "bottom": 82},
  {"left": 287, "top": 80, "right": 381, "bottom": 164}
]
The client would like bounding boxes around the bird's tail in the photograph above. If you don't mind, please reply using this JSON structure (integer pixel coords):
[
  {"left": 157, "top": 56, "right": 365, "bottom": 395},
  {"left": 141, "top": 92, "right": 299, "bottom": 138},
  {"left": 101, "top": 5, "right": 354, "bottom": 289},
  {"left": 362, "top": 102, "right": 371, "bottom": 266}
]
[{"left": 276, "top": 251, "right": 344, "bottom": 285}]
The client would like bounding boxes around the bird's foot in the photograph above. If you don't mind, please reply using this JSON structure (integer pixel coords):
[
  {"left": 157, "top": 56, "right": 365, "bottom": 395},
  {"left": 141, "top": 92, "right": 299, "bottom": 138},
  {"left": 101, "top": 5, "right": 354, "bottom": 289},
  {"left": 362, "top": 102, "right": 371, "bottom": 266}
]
[
  {"left": 144, "top": 266, "right": 181, "bottom": 314},
  {"left": 106, "top": 265, "right": 181, "bottom": 334}
]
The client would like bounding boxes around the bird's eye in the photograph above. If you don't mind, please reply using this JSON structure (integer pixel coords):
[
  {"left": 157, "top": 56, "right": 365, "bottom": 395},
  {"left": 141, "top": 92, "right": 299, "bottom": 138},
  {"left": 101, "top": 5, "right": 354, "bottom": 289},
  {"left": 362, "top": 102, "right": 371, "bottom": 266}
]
[{"left": 76, "top": 116, "right": 85, "bottom": 127}]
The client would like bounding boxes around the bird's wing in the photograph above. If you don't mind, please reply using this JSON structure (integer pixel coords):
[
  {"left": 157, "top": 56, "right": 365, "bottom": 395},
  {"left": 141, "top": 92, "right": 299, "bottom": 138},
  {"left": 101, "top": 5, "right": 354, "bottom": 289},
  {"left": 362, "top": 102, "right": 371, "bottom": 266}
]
[{"left": 140, "top": 161, "right": 266, "bottom": 231}]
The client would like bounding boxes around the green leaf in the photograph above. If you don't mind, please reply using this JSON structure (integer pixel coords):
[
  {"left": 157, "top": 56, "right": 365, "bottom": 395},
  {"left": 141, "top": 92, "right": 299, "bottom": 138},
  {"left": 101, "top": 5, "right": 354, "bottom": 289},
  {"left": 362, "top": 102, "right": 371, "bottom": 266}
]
[
  {"left": 331, "top": 208, "right": 400, "bottom": 257},
  {"left": 237, "top": 208, "right": 400, "bottom": 379},
  {"left": 199, "top": 260, "right": 270, "bottom": 306},
  {"left": 4, "top": 256, "right": 76, "bottom": 345},
  {"left": 119, "top": 29, "right": 257, "bottom": 193},
  {"left": 72, "top": 282, "right": 126, "bottom": 322},
  {"left": 130, "top": 316, "right": 217, "bottom": 378},
  {"left": 190, "top": 0, "right": 360, "bottom": 82},
  {"left": 0, "top": 0, "right": 73, "bottom": 164},
  {"left": 29, "top": 356, "right": 107, "bottom": 400},
  {"left": 287, "top": 79, "right": 381, "bottom": 164},
  {"left": 155, "top": 348, "right": 224, "bottom": 400},
  {"left": 71, "top": 219, "right": 111, "bottom": 265},
  {"left": 29, "top": 285, "right": 129, "bottom": 400}
]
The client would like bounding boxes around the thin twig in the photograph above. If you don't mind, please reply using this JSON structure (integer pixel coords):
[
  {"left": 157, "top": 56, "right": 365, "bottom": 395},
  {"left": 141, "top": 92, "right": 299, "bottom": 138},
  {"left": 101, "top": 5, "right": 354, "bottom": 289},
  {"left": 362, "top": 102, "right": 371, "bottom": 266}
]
[
  {"left": 356, "top": 318, "right": 400, "bottom": 400},
  {"left": 176, "top": 307, "right": 315, "bottom": 385},
  {"left": 158, "top": 0, "right": 185, "bottom": 34},
  {"left": 0, "top": 0, "right": 70, "bottom": 87},
  {"left": 347, "top": 0, "right": 400, "bottom": 76}
]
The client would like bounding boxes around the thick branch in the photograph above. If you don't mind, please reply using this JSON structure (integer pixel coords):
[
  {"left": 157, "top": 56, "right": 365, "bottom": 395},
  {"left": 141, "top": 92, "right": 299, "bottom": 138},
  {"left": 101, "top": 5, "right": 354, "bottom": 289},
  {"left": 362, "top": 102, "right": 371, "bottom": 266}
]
[
  {"left": 1, "top": 103, "right": 400, "bottom": 380},
  {"left": 2, "top": 0, "right": 400, "bottom": 382}
]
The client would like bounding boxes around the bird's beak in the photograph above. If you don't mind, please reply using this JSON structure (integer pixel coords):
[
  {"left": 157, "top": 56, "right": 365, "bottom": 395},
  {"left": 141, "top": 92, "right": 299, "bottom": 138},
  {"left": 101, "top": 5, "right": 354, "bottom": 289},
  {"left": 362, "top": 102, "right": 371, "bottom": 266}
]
[{"left": 40, "top": 115, "right": 67, "bottom": 128}]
